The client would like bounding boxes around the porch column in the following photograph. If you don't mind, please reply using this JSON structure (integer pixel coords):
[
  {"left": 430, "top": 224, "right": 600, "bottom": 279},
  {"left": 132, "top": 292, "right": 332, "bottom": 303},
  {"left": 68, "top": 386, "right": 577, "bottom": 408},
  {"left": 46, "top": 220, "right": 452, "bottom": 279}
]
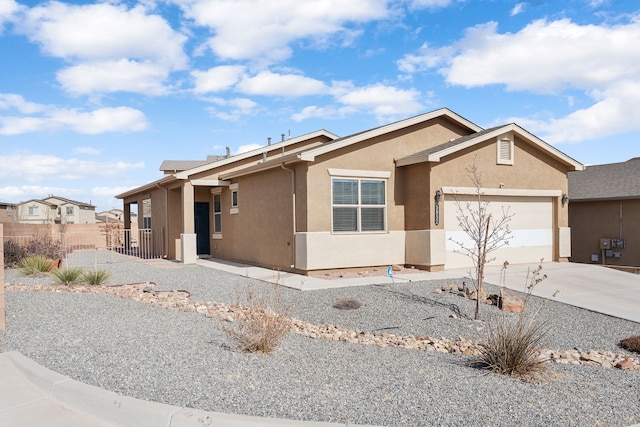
[{"left": 181, "top": 181, "right": 197, "bottom": 264}]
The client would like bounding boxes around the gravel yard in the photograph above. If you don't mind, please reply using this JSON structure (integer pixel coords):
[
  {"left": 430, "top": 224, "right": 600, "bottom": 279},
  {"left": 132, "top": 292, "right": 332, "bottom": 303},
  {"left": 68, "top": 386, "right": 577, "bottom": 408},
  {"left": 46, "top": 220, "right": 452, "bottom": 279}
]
[{"left": 1, "top": 253, "right": 639, "bottom": 426}]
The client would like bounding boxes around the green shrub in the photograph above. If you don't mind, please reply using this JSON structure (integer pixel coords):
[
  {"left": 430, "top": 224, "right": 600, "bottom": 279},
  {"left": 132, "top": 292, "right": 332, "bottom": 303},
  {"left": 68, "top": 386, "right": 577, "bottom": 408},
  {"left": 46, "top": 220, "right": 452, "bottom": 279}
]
[
  {"left": 82, "top": 269, "right": 111, "bottom": 286},
  {"left": 19, "top": 255, "right": 56, "bottom": 276},
  {"left": 223, "top": 284, "right": 293, "bottom": 353},
  {"left": 620, "top": 335, "right": 640, "bottom": 353},
  {"left": 50, "top": 267, "right": 84, "bottom": 286}
]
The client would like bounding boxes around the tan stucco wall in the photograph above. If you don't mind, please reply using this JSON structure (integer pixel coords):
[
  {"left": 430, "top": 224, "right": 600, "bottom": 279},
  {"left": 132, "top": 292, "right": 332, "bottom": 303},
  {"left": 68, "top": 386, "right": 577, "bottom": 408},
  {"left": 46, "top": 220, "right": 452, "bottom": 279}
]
[
  {"left": 210, "top": 167, "right": 295, "bottom": 270},
  {"left": 569, "top": 199, "right": 640, "bottom": 267}
]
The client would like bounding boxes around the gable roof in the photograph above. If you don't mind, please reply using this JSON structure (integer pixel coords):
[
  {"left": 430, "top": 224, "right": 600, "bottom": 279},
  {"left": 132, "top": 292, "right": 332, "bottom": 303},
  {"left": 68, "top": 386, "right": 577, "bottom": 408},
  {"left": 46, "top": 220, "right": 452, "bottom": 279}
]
[
  {"left": 43, "top": 195, "right": 95, "bottom": 208},
  {"left": 175, "top": 129, "right": 339, "bottom": 179},
  {"left": 569, "top": 157, "right": 640, "bottom": 201},
  {"left": 219, "top": 108, "right": 483, "bottom": 180},
  {"left": 395, "top": 123, "right": 584, "bottom": 170}
]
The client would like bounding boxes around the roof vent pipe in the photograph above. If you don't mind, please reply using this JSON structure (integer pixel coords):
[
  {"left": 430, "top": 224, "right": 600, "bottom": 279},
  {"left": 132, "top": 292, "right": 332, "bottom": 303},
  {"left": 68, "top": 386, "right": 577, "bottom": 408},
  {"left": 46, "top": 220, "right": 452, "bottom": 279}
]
[
  {"left": 281, "top": 133, "right": 285, "bottom": 142},
  {"left": 268, "top": 137, "right": 271, "bottom": 145},
  {"left": 225, "top": 147, "right": 230, "bottom": 157}
]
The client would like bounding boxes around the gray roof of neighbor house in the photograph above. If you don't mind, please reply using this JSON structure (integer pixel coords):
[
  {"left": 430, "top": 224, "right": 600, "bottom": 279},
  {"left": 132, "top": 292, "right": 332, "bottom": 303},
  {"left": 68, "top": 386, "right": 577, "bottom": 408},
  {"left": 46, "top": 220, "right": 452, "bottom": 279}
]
[
  {"left": 43, "top": 195, "right": 95, "bottom": 208},
  {"left": 568, "top": 157, "right": 640, "bottom": 201}
]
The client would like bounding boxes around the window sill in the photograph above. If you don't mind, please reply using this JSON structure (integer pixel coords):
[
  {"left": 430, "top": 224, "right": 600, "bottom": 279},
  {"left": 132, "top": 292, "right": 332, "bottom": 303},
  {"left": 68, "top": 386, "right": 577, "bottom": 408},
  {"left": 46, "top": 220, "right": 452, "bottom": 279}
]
[
  {"left": 212, "top": 233, "right": 223, "bottom": 240},
  {"left": 230, "top": 208, "right": 239, "bottom": 215}
]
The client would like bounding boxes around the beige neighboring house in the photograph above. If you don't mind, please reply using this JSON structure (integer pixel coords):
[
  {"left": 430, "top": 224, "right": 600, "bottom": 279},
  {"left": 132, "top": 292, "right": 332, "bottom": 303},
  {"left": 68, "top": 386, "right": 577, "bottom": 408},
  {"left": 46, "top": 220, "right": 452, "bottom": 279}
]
[
  {"left": 568, "top": 157, "right": 640, "bottom": 267},
  {"left": 0, "top": 202, "right": 17, "bottom": 223},
  {"left": 15, "top": 196, "right": 96, "bottom": 225},
  {"left": 117, "top": 108, "right": 584, "bottom": 273}
]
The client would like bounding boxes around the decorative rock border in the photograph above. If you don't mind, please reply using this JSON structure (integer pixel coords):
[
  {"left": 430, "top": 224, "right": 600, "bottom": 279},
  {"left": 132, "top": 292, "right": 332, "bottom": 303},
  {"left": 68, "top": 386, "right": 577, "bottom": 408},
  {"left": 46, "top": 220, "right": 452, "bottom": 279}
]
[{"left": 6, "top": 282, "right": 639, "bottom": 371}]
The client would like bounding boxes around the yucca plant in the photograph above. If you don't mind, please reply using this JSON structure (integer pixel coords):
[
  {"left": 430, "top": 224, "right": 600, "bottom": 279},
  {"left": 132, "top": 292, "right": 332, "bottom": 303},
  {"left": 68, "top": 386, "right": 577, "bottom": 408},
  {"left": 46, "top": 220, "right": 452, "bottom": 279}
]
[
  {"left": 82, "top": 269, "right": 111, "bottom": 286},
  {"left": 19, "top": 255, "right": 55, "bottom": 276},
  {"left": 50, "top": 267, "right": 84, "bottom": 286}
]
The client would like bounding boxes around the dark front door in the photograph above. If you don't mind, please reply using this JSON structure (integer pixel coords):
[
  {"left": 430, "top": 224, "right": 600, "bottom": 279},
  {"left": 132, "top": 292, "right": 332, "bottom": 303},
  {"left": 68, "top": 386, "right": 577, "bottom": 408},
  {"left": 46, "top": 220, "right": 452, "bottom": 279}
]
[{"left": 194, "top": 202, "right": 210, "bottom": 255}]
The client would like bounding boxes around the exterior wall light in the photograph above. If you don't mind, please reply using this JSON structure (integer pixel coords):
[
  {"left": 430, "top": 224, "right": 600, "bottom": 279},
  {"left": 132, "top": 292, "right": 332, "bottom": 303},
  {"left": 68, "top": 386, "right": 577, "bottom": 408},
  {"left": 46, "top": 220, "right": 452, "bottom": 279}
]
[
  {"left": 435, "top": 189, "right": 443, "bottom": 203},
  {"left": 561, "top": 193, "right": 569, "bottom": 206}
]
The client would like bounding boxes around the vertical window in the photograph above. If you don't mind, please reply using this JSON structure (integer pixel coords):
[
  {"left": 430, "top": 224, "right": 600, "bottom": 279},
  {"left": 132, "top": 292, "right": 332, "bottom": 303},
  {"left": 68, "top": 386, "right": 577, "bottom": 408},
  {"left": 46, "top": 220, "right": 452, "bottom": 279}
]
[
  {"left": 332, "top": 178, "right": 386, "bottom": 232},
  {"left": 213, "top": 193, "right": 222, "bottom": 234},
  {"left": 66, "top": 206, "right": 74, "bottom": 215},
  {"left": 229, "top": 183, "right": 239, "bottom": 214}
]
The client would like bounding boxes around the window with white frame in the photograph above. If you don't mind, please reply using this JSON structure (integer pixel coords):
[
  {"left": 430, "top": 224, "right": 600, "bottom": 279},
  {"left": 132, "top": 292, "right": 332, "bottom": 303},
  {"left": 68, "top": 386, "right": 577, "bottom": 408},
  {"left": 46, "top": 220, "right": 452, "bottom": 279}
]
[
  {"left": 229, "top": 183, "right": 239, "bottom": 214},
  {"left": 332, "top": 178, "right": 386, "bottom": 232},
  {"left": 213, "top": 193, "right": 222, "bottom": 235},
  {"left": 66, "top": 206, "right": 74, "bottom": 215},
  {"left": 28, "top": 206, "right": 38, "bottom": 215}
]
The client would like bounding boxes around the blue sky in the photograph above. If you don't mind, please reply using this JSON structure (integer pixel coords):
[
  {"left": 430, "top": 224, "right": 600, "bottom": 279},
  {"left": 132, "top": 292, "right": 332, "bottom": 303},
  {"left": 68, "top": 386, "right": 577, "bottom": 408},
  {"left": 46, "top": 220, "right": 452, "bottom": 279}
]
[{"left": 1, "top": 0, "right": 639, "bottom": 212}]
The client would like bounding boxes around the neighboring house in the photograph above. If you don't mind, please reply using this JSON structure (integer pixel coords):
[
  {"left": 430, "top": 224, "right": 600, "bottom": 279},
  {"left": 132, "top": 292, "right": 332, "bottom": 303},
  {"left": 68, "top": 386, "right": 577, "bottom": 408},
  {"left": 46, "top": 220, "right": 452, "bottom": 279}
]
[
  {"left": 42, "top": 196, "right": 96, "bottom": 224},
  {"left": 0, "top": 202, "right": 17, "bottom": 223},
  {"left": 14, "top": 196, "right": 96, "bottom": 224},
  {"left": 568, "top": 157, "right": 640, "bottom": 267},
  {"left": 117, "top": 108, "right": 583, "bottom": 273},
  {"left": 15, "top": 199, "right": 58, "bottom": 224}
]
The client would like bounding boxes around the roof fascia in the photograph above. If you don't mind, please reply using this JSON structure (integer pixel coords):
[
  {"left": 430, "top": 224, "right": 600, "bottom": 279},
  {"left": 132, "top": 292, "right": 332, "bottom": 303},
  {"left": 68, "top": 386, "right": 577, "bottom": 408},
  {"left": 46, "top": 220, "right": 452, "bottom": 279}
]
[
  {"left": 299, "top": 108, "right": 482, "bottom": 162},
  {"left": 175, "top": 129, "right": 338, "bottom": 179},
  {"left": 219, "top": 152, "right": 304, "bottom": 180},
  {"left": 115, "top": 175, "right": 177, "bottom": 199}
]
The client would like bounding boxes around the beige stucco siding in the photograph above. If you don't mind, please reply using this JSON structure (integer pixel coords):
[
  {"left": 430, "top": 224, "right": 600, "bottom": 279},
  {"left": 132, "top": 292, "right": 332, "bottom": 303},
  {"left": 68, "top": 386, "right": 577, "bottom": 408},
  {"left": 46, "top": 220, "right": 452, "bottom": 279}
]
[
  {"left": 211, "top": 168, "right": 295, "bottom": 270},
  {"left": 569, "top": 199, "right": 640, "bottom": 267}
]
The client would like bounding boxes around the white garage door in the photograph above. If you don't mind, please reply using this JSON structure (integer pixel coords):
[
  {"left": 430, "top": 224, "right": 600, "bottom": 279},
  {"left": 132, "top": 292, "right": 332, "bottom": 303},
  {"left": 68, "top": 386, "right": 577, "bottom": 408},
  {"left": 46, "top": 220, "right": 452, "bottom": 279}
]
[{"left": 444, "top": 196, "right": 553, "bottom": 269}]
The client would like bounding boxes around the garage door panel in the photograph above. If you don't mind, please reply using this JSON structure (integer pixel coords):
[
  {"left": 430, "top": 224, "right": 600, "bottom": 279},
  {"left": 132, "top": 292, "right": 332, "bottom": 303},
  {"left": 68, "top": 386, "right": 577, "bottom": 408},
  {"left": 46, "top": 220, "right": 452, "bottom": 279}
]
[{"left": 444, "top": 195, "right": 553, "bottom": 268}]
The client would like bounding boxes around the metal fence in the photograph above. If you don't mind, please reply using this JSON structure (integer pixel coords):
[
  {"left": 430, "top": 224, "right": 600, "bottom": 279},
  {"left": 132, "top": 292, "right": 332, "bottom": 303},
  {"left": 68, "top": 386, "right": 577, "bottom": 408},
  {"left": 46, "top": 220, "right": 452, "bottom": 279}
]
[{"left": 2, "top": 228, "right": 163, "bottom": 269}]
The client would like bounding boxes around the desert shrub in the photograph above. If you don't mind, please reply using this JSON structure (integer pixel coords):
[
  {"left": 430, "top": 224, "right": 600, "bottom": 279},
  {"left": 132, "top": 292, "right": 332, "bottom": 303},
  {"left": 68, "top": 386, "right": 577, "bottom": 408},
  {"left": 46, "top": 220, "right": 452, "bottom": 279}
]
[
  {"left": 25, "top": 235, "right": 65, "bottom": 259},
  {"left": 223, "top": 284, "right": 293, "bottom": 353},
  {"left": 333, "top": 297, "right": 362, "bottom": 310},
  {"left": 4, "top": 240, "right": 28, "bottom": 267},
  {"left": 50, "top": 267, "right": 84, "bottom": 286},
  {"left": 477, "top": 261, "right": 551, "bottom": 381},
  {"left": 19, "top": 255, "right": 55, "bottom": 276},
  {"left": 620, "top": 335, "right": 640, "bottom": 353},
  {"left": 82, "top": 269, "right": 111, "bottom": 286}
]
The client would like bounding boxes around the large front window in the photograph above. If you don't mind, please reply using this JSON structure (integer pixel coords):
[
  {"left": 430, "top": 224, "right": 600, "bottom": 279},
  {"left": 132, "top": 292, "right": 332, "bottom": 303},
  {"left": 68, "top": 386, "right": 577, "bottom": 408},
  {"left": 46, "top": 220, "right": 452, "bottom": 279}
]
[{"left": 332, "top": 178, "right": 386, "bottom": 232}]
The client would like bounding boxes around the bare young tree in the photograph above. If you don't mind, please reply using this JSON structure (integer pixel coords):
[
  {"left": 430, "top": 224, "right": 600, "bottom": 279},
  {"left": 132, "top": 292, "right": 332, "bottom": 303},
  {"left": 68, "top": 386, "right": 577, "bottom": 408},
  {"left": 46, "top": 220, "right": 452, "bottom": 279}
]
[{"left": 449, "top": 161, "right": 514, "bottom": 320}]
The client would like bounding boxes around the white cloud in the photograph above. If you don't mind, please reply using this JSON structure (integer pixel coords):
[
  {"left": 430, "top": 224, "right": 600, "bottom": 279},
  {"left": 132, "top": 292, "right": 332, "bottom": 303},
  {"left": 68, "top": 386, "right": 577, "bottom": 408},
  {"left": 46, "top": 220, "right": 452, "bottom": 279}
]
[
  {"left": 170, "top": 0, "right": 389, "bottom": 63},
  {"left": 57, "top": 60, "right": 172, "bottom": 96},
  {"left": 0, "top": 153, "right": 145, "bottom": 182},
  {"left": 409, "top": 0, "right": 452, "bottom": 9},
  {"left": 398, "top": 17, "right": 640, "bottom": 143},
  {"left": 18, "top": 2, "right": 187, "bottom": 95},
  {"left": 237, "top": 71, "right": 327, "bottom": 97},
  {"left": 0, "top": 0, "right": 20, "bottom": 32},
  {"left": 0, "top": 95, "right": 148, "bottom": 134},
  {"left": 236, "top": 144, "right": 262, "bottom": 154},
  {"left": 206, "top": 97, "right": 259, "bottom": 121},
  {"left": 337, "top": 84, "right": 424, "bottom": 119},
  {"left": 510, "top": 3, "right": 527, "bottom": 16},
  {"left": 291, "top": 105, "right": 355, "bottom": 121},
  {"left": 191, "top": 65, "right": 247, "bottom": 94},
  {"left": 74, "top": 147, "right": 101, "bottom": 155}
]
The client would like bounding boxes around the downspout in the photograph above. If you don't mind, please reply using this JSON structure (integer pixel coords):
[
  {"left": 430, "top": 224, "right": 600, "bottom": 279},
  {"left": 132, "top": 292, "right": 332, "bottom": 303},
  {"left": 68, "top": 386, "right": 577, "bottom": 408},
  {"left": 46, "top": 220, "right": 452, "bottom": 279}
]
[
  {"left": 281, "top": 163, "right": 296, "bottom": 270},
  {"left": 156, "top": 183, "right": 169, "bottom": 258},
  {"left": 619, "top": 201, "right": 623, "bottom": 238}
]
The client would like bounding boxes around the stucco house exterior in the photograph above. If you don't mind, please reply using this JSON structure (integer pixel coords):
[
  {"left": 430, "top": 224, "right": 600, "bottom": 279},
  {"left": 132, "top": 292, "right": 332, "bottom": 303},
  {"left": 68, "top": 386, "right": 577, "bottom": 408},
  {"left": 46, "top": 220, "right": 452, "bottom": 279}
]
[
  {"left": 117, "top": 108, "right": 583, "bottom": 273},
  {"left": 14, "top": 196, "right": 96, "bottom": 225},
  {"left": 0, "top": 202, "right": 17, "bottom": 223},
  {"left": 568, "top": 157, "right": 640, "bottom": 267}
]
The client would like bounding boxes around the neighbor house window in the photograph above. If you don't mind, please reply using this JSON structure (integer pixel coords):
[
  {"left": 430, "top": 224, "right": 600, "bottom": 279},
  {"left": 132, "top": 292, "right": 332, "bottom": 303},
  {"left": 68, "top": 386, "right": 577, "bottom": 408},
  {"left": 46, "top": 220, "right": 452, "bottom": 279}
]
[
  {"left": 28, "top": 206, "right": 38, "bottom": 215},
  {"left": 229, "top": 183, "right": 239, "bottom": 214},
  {"left": 213, "top": 193, "right": 222, "bottom": 235},
  {"left": 66, "top": 206, "right": 74, "bottom": 215},
  {"left": 332, "top": 178, "right": 386, "bottom": 232}
]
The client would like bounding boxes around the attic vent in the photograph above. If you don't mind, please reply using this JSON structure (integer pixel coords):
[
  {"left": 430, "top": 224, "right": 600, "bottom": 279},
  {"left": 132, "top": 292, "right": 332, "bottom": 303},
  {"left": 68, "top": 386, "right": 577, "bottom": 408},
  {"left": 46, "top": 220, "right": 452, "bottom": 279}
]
[{"left": 497, "top": 135, "right": 514, "bottom": 165}]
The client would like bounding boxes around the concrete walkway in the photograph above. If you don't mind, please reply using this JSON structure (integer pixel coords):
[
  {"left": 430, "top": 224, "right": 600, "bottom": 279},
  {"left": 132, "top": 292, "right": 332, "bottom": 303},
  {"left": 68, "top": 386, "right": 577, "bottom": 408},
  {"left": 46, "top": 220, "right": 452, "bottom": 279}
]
[{"left": 2, "top": 259, "right": 639, "bottom": 427}]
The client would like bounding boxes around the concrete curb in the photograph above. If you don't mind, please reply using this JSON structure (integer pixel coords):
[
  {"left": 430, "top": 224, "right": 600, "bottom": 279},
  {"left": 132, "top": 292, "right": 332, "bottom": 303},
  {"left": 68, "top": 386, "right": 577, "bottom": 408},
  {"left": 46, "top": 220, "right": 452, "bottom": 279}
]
[{"left": 2, "top": 351, "right": 371, "bottom": 427}]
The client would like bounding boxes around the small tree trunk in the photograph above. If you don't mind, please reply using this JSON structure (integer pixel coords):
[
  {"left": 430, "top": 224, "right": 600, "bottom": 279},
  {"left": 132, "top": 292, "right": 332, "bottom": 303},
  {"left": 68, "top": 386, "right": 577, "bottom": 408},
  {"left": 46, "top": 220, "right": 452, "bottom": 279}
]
[{"left": 475, "top": 215, "right": 491, "bottom": 320}]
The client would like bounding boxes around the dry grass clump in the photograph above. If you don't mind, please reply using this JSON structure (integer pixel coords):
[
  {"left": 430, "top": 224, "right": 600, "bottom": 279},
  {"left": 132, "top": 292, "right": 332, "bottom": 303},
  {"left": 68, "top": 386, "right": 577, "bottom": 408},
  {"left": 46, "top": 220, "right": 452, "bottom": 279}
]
[
  {"left": 82, "top": 269, "right": 111, "bottom": 286},
  {"left": 19, "top": 255, "right": 56, "bottom": 276},
  {"left": 477, "top": 261, "right": 552, "bottom": 381},
  {"left": 333, "top": 297, "right": 362, "bottom": 310},
  {"left": 223, "top": 283, "right": 293, "bottom": 353},
  {"left": 620, "top": 335, "right": 640, "bottom": 353},
  {"left": 50, "top": 267, "right": 84, "bottom": 286}
]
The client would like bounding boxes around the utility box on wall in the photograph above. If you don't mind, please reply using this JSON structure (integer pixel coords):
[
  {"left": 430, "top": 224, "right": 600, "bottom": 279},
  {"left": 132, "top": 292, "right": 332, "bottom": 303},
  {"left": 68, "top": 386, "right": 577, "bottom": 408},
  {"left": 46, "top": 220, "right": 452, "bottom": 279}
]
[{"left": 599, "top": 238, "right": 610, "bottom": 250}]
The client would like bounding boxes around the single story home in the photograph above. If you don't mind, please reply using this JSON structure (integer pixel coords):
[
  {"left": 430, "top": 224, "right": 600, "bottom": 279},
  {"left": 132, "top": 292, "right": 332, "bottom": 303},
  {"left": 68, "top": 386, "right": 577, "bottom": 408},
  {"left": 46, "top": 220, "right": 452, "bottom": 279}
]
[
  {"left": 117, "top": 108, "right": 584, "bottom": 273},
  {"left": 568, "top": 157, "right": 640, "bottom": 267}
]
